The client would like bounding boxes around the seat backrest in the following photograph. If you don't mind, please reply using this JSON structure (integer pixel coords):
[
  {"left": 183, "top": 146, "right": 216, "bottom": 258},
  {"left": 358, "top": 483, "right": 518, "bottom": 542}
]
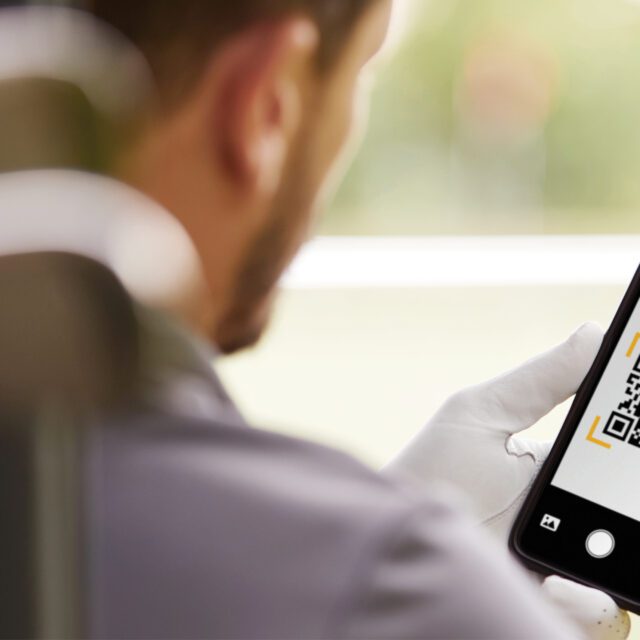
[{"left": 0, "top": 252, "right": 140, "bottom": 639}]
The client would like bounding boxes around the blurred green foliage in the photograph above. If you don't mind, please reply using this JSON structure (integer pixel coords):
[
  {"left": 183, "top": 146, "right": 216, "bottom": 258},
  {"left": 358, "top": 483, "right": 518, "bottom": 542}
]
[{"left": 324, "top": 0, "right": 640, "bottom": 235}]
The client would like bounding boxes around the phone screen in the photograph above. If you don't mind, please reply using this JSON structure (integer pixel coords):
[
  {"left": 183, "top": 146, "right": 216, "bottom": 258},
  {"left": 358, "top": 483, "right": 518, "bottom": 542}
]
[
  {"left": 552, "top": 300, "right": 640, "bottom": 520},
  {"left": 511, "top": 271, "right": 640, "bottom": 611}
]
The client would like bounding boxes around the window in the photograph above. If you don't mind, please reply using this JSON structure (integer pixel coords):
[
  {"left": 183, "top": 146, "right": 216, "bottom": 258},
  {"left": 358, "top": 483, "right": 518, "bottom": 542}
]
[{"left": 219, "top": 0, "right": 640, "bottom": 473}]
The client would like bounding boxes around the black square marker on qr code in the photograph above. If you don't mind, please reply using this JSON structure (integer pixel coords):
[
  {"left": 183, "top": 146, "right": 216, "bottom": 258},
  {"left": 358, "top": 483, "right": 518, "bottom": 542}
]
[
  {"left": 626, "top": 424, "right": 640, "bottom": 448},
  {"left": 603, "top": 411, "right": 636, "bottom": 441}
]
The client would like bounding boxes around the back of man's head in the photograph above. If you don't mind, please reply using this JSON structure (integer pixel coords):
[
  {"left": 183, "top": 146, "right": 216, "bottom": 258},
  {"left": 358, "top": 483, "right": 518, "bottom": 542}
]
[
  {"left": 82, "top": 0, "right": 391, "bottom": 353},
  {"left": 90, "top": 0, "right": 376, "bottom": 103},
  {"left": 0, "top": 0, "right": 392, "bottom": 355}
]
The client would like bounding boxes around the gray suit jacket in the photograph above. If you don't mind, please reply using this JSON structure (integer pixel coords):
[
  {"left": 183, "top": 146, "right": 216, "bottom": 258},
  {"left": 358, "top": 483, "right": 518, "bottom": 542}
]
[
  {"left": 0, "top": 169, "right": 580, "bottom": 639},
  {"left": 84, "top": 308, "right": 581, "bottom": 640}
]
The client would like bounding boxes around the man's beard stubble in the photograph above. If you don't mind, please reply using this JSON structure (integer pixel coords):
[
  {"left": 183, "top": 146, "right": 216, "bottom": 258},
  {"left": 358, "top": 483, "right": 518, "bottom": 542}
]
[{"left": 214, "top": 151, "right": 317, "bottom": 355}]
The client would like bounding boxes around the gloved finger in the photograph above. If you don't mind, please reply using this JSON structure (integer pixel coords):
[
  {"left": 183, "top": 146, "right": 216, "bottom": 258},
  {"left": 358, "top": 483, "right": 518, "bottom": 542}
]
[
  {"left": 505, "top": 436, "right": 552, "bottom": 466},
  {"left": 480, "top": 440, "right": 551, "bottom": 541},
  {"left": 460, "top": 322, "right": 604, "bottom": 435},
  {"left": 542, "top": 576, "right": 631, "bottom": 640}
]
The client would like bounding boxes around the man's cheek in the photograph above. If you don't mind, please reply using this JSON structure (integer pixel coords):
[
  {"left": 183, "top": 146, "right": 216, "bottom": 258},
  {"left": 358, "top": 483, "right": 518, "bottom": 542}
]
[{"left": 316, "top": 109, "right": 362, "bottom": 209}]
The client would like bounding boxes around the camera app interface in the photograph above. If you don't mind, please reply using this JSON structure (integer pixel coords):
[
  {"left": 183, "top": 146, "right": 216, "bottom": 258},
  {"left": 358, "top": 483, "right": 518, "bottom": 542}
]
[{"left": 553, "top": 299, "right": 640, "bottom": 522}]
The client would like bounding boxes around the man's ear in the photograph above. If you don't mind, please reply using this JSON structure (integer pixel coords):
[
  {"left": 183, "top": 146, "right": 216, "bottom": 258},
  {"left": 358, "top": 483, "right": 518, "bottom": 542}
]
[{"left": 210, "top": 17, "right": 319, "bottom": 197}]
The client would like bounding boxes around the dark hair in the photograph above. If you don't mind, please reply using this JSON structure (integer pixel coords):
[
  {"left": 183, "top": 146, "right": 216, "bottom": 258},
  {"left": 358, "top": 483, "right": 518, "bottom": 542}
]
[{"left": 89, "top": 0, "right": 376, "bottom": 103}]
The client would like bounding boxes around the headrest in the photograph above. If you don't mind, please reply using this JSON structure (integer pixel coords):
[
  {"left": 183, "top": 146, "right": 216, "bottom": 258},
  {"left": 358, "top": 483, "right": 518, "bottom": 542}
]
[
  {"left": 0, "top": 252, "right": 140, "bottom": 413},
  {"left": 0, "top": 6, "right": 155, "bottom": 172},
  {"left": 0, "top": 6, "right": 154, "bottom": 121}
]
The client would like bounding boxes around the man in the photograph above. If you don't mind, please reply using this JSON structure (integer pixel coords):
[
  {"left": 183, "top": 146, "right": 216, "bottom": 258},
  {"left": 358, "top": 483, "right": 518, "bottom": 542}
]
[{"left": 0, "top": 1, "right": 631, "bottom": 638}]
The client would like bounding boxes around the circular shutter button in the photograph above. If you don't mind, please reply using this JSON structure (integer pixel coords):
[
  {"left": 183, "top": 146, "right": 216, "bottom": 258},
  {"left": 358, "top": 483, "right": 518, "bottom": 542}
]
[{"left": 586, "top": 530, "right": 615, "bottom": 559}]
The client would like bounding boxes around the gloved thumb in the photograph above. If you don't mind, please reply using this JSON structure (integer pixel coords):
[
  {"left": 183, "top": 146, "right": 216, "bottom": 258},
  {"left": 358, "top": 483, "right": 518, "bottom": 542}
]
[
  {"left": 465, "top": 322, "right": 604, "bottom": 435},
  {"left": 542, "top": 576, "right": 630, "bottom": 640}
]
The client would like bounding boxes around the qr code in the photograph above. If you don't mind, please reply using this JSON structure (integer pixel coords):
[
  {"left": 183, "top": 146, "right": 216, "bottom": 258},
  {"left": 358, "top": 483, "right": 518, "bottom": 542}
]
[{"left": 603, "top": 354, "right": 640, "bottom": 447}]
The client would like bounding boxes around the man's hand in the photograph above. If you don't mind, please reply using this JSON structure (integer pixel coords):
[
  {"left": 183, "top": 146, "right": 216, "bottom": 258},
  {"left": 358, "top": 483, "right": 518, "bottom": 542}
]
[
  {"left": 386, "top": 323, "right": 631, "bottom": 640},
  {"left": 386, "top": 322, "right": 603, "bottom": 538}
]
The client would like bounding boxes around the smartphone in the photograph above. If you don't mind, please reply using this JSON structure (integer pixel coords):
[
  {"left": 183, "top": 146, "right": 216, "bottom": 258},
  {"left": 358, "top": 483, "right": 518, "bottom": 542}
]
[{"left": 510, "top": 264, "right": 640, "bottom": 613}]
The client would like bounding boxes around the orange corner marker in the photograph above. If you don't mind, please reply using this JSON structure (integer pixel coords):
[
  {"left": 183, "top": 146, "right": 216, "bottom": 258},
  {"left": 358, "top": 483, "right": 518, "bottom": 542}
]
[
  {"left": 586, "top": 416, "right": 611, "bottom": 449},
  {"left": 627, "top": 332, "right": 640, "bottom": 358}
]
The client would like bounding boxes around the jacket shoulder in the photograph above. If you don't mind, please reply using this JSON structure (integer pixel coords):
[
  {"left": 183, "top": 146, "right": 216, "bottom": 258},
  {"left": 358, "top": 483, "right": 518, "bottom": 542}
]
[{"left": 88, "top": 411, "right": 417, "bottom": 639}]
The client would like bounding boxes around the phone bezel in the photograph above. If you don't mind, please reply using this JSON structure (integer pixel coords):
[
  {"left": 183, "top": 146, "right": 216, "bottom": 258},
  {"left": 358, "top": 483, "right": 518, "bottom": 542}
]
[{"left": 509, "top": 264, "right": 640, "bottom": 614}]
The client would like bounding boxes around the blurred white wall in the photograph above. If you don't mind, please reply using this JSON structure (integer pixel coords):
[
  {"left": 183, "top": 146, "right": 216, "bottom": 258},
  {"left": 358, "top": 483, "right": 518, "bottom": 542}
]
[{"left": 219, "top": 236, "right": 637, "bottom": 467}]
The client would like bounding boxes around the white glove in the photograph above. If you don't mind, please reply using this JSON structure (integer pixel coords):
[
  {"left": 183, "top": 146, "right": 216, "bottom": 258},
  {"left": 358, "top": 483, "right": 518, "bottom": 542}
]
[
  {"left": 386, "top": 323, "right": 631, "bottom": 640},
  {"left": 542, "top": 577, "right": 630, "bottom": 640}
]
